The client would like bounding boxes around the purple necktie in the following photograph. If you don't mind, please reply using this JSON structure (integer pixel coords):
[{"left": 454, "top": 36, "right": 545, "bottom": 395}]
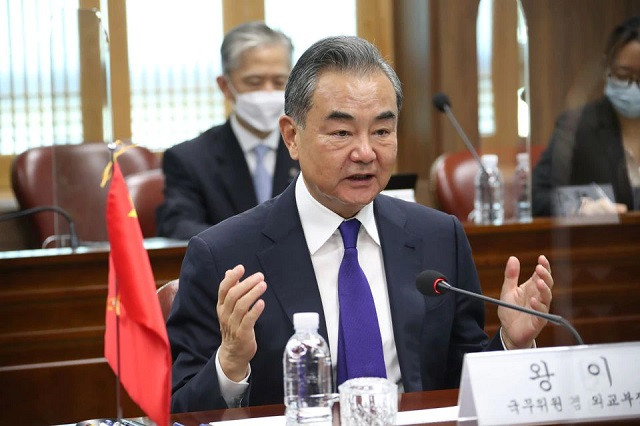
[{"left": 336, "top": 219, "right": 387, "bottom": 385}]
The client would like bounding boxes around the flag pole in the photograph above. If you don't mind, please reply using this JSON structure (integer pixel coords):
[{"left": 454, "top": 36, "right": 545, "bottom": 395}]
[{"left": 108, "top": 142, "right": 123, "bottom": 423}]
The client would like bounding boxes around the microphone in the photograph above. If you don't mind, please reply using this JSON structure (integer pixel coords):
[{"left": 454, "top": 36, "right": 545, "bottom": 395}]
[
  {"left": 433, "top": 92, "right": 496, "bottom": 222},
  {"left": 432, "top": 93, "right": 486, "bottom": 173},
  {"left": 416, "top": 269, "right": 584, "bottom": 345},
  {"left": 0, "top": 205, "right": 80, "bottom": 250}
]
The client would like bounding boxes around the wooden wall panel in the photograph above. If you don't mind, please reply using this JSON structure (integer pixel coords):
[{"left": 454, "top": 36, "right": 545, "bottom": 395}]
[
  {"left": 357, "top": 0, "right": 396, "bottom": 66},
  {"left": 429, "top": 0, "right": 480, "bottom": 157},
  {"left": 222, "top": 0, "right": 264, "bottom": 32},
  {"left": 391, "top": 0, "right": 640, "bottom": 206},
  {"left": 523, "top": 0, "right": 640, "bottom": 149},
  {"left": 78, "top": 6, "right": 105, "bottom": 143},
  {"left": 107, "top": 0, "right": 132, "bottom": 142},
  {"left": 0, "top": 359, "right": 143, "bottom": 425},
  {"left": 392, "top": 0, "right": 433, "bottom": 203}
]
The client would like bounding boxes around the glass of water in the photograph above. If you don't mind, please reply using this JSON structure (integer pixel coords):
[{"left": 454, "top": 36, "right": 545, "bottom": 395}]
[{"left": 338, "top": 377, "right": 398, "bottom": 426}]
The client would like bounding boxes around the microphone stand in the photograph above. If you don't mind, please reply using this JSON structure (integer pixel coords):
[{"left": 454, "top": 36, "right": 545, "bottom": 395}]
[
  {"left": 106, "top": 142, "right": 124, "bottom": 424},
  {"left": 442, "top": 105, "right": 485, "bottom": 170},
  {"left": 437, "top": 281, "right": 584, "bottom": 345},
  {"left": 0, "top": 205, "right": 79, "bottom": 250},
  {"left": 440, "top": 104, "right": 495, "bottom": 223}
]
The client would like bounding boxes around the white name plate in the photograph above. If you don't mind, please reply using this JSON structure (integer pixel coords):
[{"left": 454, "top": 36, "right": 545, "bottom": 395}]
[{"left": 458, "top": 341, "right": 640, "bottom": 425}]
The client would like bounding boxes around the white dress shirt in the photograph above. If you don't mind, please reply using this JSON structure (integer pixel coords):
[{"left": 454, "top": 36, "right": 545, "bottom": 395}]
[
  {"left": 215, "top": 173, "right": 403, "bottom": 407},
  {"left": 230, "top": 114, "right": 280, "bottom": 175},
  {"left": 295, "top": 173, "right": 403, "bottom": 389}
]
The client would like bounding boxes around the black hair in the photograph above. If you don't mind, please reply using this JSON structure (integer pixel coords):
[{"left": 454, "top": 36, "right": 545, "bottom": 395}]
[{"left": 605, "top": 16, "right": 640, "bottom": 66}]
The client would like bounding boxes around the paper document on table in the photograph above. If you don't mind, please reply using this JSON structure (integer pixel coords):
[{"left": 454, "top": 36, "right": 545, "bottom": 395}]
[
  {"left": 396, "top": 405, "right": 459, "bottom": 424},
  {"left": 208, "top": 405, "right": 459, "bottom": 425}
]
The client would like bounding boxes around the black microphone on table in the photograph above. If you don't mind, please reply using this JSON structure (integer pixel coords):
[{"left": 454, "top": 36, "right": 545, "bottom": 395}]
[
  {"left": 0, "top": 205, "right": 80, "bottom": 250},
  {"left": 415, "top": 269, "right": 584, "bottom": 345}
]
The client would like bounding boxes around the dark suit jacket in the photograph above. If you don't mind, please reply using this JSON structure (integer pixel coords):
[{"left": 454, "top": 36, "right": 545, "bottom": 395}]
[
  {"left": 532, "top": 97, "right": 634, "bottom": 216},
  {"left": 167, "top": 179, "right": 503, "bottom": 413},
  {"left": 156, "top": 120, "right": 300, "bottom": 239}
]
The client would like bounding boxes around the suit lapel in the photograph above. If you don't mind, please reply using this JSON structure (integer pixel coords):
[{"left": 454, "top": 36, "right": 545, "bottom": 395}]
[
  {"left": 256, "top": 182, "right": 329, "bottom": 341},
  {"left": 214, "top": 121, "right": 258, "bottom": 211},
  {"left": 374, "top": 196, "right": 425, "bottom": 392}
]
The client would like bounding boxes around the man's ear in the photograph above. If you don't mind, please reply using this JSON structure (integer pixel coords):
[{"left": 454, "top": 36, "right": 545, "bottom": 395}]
[
  {"left": 279, "top": 115, "right": 299, "bottom": 160},
  {"left": 216, "top": 75, "right": 234, "bottom": 102}
]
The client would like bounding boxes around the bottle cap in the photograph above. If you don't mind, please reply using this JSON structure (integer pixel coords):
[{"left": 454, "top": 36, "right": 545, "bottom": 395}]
[
  {"left": 293, "top": 312, "right": 319, "bottom": 331},
  {"left": 516, "top": 152, "right": 529, "bottom": 164},
  {"left": 480, "top": 154, "right": 498, "bottom": 168}
]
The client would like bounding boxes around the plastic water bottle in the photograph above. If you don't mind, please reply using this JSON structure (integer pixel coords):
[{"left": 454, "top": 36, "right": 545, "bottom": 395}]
[
  {"left": 474, "top": 154, "right": 504, "bottom": 225},
  {"left": 514, "top": 152, "right": 532, "bottom": 222},
  {"left": 283, "top": 312, "right": 333, "bottom": 425}
]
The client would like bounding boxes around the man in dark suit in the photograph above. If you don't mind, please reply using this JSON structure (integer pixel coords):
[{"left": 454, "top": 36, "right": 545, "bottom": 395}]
[
  {"left": 156, "top": 22, "right": 300, "bottom": 239},
  {"left": 167, "top": 36, "right": 554, "bottom": 413}
]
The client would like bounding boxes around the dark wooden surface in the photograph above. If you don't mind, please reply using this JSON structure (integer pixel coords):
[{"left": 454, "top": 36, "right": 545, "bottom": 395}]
[
  {"left": 1, "top": 215, "right": 639, "bottom": 424},
  {"left": 464, "top": 213, "right": 640, "bottom": 347},
  {"left": 0, "top": 239, "right": 186, "bottom": 424},
  {"left": 0, "top": 239, "right": 185, "bottom": 366},
  {"left": 0, "top": 358, "right": 142, "bottom": 425}
]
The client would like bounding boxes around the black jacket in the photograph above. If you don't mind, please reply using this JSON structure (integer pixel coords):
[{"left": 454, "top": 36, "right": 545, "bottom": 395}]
[
  {"left": 532, "top": 97, "right": 634, "bottom": 216},
  {"left": 156, "top": 120, "right": 299, "bottom": 239}
]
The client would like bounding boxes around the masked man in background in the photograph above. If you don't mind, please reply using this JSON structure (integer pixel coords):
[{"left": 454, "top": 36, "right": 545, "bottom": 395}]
[{"left": 157, "top": 22, "right": 300, "bottom": 239}]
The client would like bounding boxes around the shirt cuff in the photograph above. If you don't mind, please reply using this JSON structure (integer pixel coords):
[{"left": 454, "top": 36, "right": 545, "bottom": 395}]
[
  {"left": 215, "top": 349, "right": 251, "bottom": 407},
  {"left": 499, "top": 327, "right": 536, "bottom": 350}
]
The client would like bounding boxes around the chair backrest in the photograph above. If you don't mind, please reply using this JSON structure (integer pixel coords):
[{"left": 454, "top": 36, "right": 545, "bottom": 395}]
[
  {"left": 11, "top": 143, "right": 160, "bottom": 247},
  {"left": 157, "top": 279, "right": 179, "bottom": 322},
  {"left": 126, "top": 169, "right": 165, "bottom": 238},
  {"left": 430, "top": 145, "right": 545, "bottom": 222}
]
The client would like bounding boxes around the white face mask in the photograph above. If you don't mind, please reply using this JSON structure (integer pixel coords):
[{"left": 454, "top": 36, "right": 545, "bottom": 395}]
[
  {"left": 605, "top": 76, "right": 640, "bottom": 119},
  {"left": 228, "top": 83, "right": 285, "bottom": 133}
]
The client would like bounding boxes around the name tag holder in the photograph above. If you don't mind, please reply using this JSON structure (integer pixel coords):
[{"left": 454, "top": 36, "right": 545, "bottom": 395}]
[{"left": 458, "top": 341, "right": 640, "bottom": 425}]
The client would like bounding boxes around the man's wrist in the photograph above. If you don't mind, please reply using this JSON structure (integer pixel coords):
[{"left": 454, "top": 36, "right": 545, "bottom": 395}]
[
  {"left": 500, "top": 327, "right": 535, "bottom": 350},
  {"left": 215, "top": 350, "right": 250, "bottom": 408},
  {"left": 219, "top": 347, "right": 250, "bottom": 382}
]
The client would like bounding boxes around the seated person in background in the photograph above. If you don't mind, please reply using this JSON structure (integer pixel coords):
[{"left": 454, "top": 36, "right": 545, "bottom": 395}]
[
  {"left": 156, "top": 22, "right": 300, "bottom": 239},
  {"left": 167, "top": 35, "right": 554, "bottom": 412},
  {"left": 532, "top": 16, "right": 640, "bottom": 216}
]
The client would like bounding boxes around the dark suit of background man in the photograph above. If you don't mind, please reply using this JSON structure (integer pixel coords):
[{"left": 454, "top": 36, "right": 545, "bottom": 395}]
[
  {"left": 167, "top": 35, "right": 555, "bottom": 413},
  {"left": 156, "top": 22, "right": 300, "bottom": 239}
]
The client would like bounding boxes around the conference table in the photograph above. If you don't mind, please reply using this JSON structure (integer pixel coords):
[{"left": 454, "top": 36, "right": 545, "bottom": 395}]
[
  {"left": 172, "top": 389, "right": 460, "bottom": 425},
  {"left": 1, "top": 214, "right": 639, "bottom": 424},
  {"left": 171, "top": 388, "right": 640, "bottom": 425}
]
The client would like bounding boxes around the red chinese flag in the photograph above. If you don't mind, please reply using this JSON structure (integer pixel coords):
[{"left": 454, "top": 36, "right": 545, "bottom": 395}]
[{"left": 105, "top": 161, "right": 171, "bottom": 426}]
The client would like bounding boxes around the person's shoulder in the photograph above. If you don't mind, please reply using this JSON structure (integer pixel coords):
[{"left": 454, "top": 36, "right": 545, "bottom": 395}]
[
  {"left": 195, "top": 200, "right": 273, "bottom": 246},
  {"left": 165, "top": 122, "right": 232, "bottom": 157},
  {"left": 556, "top": 97, "right": 612, "bottom": 130},
  {"left": 584, "top": 97, "right": 618, "bottom": 127}
]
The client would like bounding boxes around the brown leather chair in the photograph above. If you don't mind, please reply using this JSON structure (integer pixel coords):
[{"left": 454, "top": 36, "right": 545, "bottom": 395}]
[
  {"left": 430, "top": 145, "right": 545, "bottom": 222},
  {"left": 157, "top": 279, "right": 179, "bottom": 322},
  {"left": 11, "top": 143, "right": 160, "bottom": 247},
  {"left": 126, "top": 169, "right": 164, "bottom": 238}
]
